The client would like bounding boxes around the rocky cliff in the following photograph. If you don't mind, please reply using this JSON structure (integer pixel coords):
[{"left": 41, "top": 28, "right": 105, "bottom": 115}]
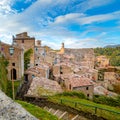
[{"left": 0, "top": 90, "right": 38, "bottom": 120}]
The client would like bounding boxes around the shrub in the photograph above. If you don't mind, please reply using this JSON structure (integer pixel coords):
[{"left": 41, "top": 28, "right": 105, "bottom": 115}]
[
  {"left": 93, "top": 95, "right": 120, "bottom": 107},
  {"left": 56, "top": 91, "right": 86, "bottom": 99}
]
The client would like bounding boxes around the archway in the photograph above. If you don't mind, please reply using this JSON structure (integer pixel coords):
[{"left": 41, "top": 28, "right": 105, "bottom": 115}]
[{"left": 11, "top": 68, "right": 17, "bottom": 80}]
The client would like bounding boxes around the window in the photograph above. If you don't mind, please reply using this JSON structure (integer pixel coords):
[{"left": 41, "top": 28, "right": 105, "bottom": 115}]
[
  {"left": 86, "top": 87, "right": 89, "bottom": 90},
  {"left": 36, "top": 47, "right": 38, "bottom": 51},
  {"left": 87, "top": 94, "right": 89, "bottom": 97},
  {"left": 12, "top": 63, "right": 15, "bottom": 66},
  {"left": 60, "top": 71, "right": 63, "bottom": 74},
  {"left": 32, "top": 75, "right": 35, "bottom": 78},
  {"left": 69, "top": 84, "right": 71, "bottom": 90},
  {"left": 22, "top": 40, "right": 24, "bottom": 43}
]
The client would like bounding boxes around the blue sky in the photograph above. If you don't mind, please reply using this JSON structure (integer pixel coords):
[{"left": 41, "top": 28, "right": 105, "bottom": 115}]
[{"left": 0, "top": 0, "right": 120, "bottom": 49}]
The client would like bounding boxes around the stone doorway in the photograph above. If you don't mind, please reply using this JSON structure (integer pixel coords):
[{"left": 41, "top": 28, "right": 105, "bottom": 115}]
[
  {"left": 11, "top": 68, "right": 17, "bottom": 80},
  {"left": 24, "top": 74, "right": 28, "bottom": 82}
]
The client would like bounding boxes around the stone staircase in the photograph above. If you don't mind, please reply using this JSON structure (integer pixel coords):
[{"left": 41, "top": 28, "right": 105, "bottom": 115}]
[{"left": 44, "top": 106, "right": 88, "bottom": 120}]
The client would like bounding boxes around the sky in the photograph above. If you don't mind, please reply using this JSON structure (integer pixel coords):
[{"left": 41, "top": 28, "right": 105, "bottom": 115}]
[{"left": 0, "top": 0, "right": 120, "bottom": 49}]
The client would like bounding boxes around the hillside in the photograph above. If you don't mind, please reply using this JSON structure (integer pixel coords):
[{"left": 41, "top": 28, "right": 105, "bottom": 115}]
[
  {"left": 104, "top": 44, "right": 120, "bottom": 48},
  {"left": 48, "top": 92, "right": 120, "bottom": 120}
]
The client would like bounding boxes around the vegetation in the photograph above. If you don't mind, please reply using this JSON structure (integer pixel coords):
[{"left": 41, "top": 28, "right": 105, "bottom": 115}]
[
  {"left": 94, "top": 47, "right": 120, "bottom": 66},
  {"left": 93, "top": 95, "right": 120, "bottom": 107},
  {"left": 6, "top": 80, "right": 21, "bottom": 98},
  {"left": 24, "top": 48, "right": 33, "bottom": 70},
  {"left": 0, "top": 56, "right": 9, "bottom": 93},
  {"left": 0, "top": 55, "right": 22, "bottom": 98},
  {"left": 37, "top": 87, "right": 56, "bottom": 96},
  {"left": 49, "top": 92, "right": 120, "bottom": 120},
  {"left": 55, "top": 91, "right": 86, "bottom": 99},
  {"left": 16, "top": 100, "right": 58, "bottom": 120},
  {"left": 113, "top": 84, "right": 120, "bottom": 94}
]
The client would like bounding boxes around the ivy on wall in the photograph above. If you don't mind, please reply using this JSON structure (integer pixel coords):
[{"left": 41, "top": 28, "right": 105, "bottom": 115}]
[
  {"left": 0, "top": 56, "right": 9, "bottom": 93},
  {"left": 24, "top": 48, "right": 33, "bottom": 70}
]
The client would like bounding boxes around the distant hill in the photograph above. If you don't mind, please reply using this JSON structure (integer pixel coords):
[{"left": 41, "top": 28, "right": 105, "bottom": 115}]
[{"left": 104, "top": 44, "right": 120, "bottom": 48}]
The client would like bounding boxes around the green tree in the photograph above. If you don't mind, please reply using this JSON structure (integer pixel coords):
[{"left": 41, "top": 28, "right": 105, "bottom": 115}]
[
  {"left": 24, "top": 48, "right": 33, "bottom": 70},
  {"left": 0, "top": 56, "right": 8, "bottom": 93}
]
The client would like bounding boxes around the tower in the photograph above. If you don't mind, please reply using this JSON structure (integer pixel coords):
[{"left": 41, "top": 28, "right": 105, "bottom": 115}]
[
  {"left": 60, "top": 42, "right": 65, "bottom": 54},
  {"left": 13, "top": 32, "right": 35, "bottom": 67},
  {"left": 62, "top": 42, "right": 64, "bottom": 48},
  {"left": 57, "top": 42, "right": 65, "bottom": 54}
]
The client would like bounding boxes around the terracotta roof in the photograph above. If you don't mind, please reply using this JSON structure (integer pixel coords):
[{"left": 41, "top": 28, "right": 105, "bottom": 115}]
[{"left": 70, "top": 77, "right": 93, "bottom": 88}]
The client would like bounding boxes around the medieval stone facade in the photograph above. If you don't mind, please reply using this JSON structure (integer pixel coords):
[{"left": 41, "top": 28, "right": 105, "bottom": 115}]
[
  {"left": 13, "top": 32, "right": 35, "bottom": 67},
  {"left": 0, "top": 42, "right": 24, "bottom": 80}
]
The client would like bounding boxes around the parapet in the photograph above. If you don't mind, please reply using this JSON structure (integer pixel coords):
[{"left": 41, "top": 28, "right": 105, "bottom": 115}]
[{"left": 16, "top": 32, "right": 29, "bottom": 38}]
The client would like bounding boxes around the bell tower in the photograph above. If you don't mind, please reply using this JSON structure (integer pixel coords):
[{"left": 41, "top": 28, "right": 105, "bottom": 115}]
[{"left": 58, "top": 42, "right": 65, "bottom": 54}]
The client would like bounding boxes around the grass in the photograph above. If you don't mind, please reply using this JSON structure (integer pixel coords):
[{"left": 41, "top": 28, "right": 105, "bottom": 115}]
[
  {"left": 48, "top": 92, "right": 120, "bottom": 120},
  {"left": 16, "top": 100, "right": 59, "bottom": 120}
]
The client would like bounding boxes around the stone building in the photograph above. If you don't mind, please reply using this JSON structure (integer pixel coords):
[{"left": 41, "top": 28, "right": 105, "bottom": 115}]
[
  {"left": 65, "top": 48, "right": 94, "bottom": 61},
  {"left": 0, "top": 42, "right": 24, "bottom": 80},
  {"left": 24, "top": 63, "right": 50, "bottom": 82},
  {"left": 53, "top": 62, "right": 73, "bottom": 81},
  {"left": 34, "top": 40, "right": 46, "bottom": 65},
  {"left": 95, "top": 55, "right": 109, "bottom": 68},
  {"left": 61, "top": 74, "right": 94, "bottom": 99},
  {"left": 13, "top": 32, "right": 35, "bottom": 67}
]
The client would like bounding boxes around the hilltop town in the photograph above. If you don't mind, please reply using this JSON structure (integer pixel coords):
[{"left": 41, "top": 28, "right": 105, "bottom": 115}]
[{"left": 1, "top": 32, "right": 120, "bottom": 99}]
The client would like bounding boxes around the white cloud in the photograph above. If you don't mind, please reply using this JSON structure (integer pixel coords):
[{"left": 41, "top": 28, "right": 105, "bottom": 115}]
[
  {"left": 53, "top": 10, "right": 120, "bottom": 25},
  {"left": 0, "top": 0, "right": 16, "bottom": 15},
  {"left": 78, "top": 11, "right": 120, "bottom": 25},
  {"left": 24, "top": 0, "right": 32, "bottom": 3},
  {"left": 63, "top": 38, "right": 105, "bottom": 48},
  {"left": 54, "top": 13, "right": 84, "bottom": 24},
  {"left": 78, "top": 0, "right": 113, "bottom": 12},
  {"left": 0, "top": 0, "right": 119, "bottom": 49}
]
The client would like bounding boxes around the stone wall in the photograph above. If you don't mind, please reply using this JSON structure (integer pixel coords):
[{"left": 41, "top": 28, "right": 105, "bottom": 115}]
[
  {"left": 1, "top": 42, "right": 23, "bottom": 80},
  {"left": 0, "top": 90, "right": 38, "bottom": 120},
  {"left": 73, "top": 85, "right": 94, "bottom": 99}
]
